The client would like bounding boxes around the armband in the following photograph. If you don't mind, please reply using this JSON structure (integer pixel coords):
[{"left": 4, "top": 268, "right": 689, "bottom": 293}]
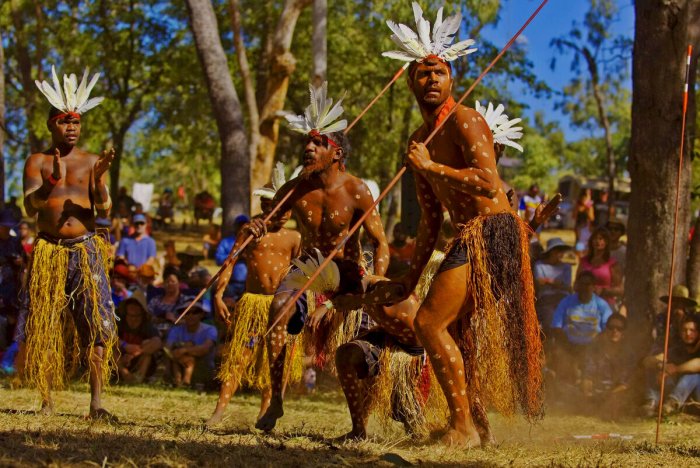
[
  {"left": 48, "top": 174, "right": 60, "bottom": 185},
  {"left": 95, "top": 197, "right": 112, "bottom": 211},
  {"left": 323, "top": 299, "right": 334, "bottom": 309}
]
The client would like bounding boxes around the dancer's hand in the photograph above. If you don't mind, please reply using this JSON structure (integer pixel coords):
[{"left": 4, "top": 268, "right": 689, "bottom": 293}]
[
  {"left": 94, "top": 148, "right": 115, "bottom": 182},
  {"left": 215, "top": 294, "right": 231, "bottom": 326},
  {"left": 243, "top": 218, "right": 267, "bottom": 238},
  {"left": 307, "top": 304, "right": 330, "bottom": 330},
  {"left": 406, "top": 141, "right": 433, "bottom": 173}
]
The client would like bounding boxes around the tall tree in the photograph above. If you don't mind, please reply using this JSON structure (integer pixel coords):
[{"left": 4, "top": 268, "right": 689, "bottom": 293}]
[
  {"left": 185, "top": 0, "right": 250, "bottom": 223},
  {"left": 551, "top": 0, "right": 631, "bottom": 212},
  {"left": 626, "top": 0, "right": 700, "bottom": 340}
]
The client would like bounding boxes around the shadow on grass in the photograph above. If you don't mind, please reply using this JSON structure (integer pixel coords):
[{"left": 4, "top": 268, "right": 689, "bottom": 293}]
[{"left": 0, "top": 428, "right": 382, "bottom": 467}]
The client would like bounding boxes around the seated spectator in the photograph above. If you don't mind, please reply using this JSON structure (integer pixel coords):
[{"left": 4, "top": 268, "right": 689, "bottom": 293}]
[
  {"left": 581, "top": 313, "right": 635, "bottom": 419},
  {"left": 17, "top": 222, "right": 34, "bottom": 255},
  {"left": 606, "top": 219, "right": 627, "bottom": 271},
  {"left": 117, "top": 186, "right": 136, "bottom": 214},
  {"left": 148, "top": 272, "right": 185, "bottom": 336},
  {"left": 387, "top": 222, "right": 415, "bottom": 277},
  {"left": 643, "top": 316, "right": 700, "bottom": 416},
  {"left": 117, "top": 213, "right": 157, "bottom": 268},
  {"left": 165, "top": 299, "right": 217, "bottom": 387},
  {"left": 202, "top": 224, "right": 221, "bottom": 260},
  {"left": 117, "top": 291, "right": 163, "bottom": 384},
  {"left": 114, "top": 200, "right": 132, "bottom": 242},
  {"left": 579, "top": 228, "right": 623, "bottom": 309},
  {"left": 534, "top": 237, "right": 573, "bottom": 330},
  {"left": 652, "top": 284, "right": 697, "bottom": 350},
  {"left": 550, "top": 271, "right": 613, "bottom": 384}
]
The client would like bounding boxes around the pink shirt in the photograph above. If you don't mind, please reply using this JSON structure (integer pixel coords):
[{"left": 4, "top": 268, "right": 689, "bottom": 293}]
[{"left": 580, "top": 257, "right": 618, "bottom": 305}]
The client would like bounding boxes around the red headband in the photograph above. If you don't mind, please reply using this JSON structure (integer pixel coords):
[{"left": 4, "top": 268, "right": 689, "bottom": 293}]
[
  {"left": 49, "top": 111, "right": 81, "bottom": 122},
  {"left": 308, "top": 130, "right": 339, "bottom": 148},
  {"left": 419, "top": 53, "right": 447, "bottom": 64}
]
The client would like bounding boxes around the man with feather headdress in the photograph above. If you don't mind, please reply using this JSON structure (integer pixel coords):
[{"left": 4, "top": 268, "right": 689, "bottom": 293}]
[
  {"left": 244, "top": 82, "right": 390, "bottom": 432},
  {"left": 372, "top": 3, "right": 544, "bottom": 447},
  {"left": 205, "top": 163, "right": 302, "bottom": 427},
  {"left": 16, "top": 66, "right": 117, "bottom": 418}
]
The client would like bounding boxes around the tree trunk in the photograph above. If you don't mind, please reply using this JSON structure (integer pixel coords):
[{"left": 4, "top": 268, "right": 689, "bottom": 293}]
[
  {"left": 10, "top": 0, "right": 42, "bottom": 153},
  {"left": 311, "top": 0, "right": 327, "bottom": 87},
  {"left": 688, "top": 217, "right": 700, "bottom": 298},
  {"left": 185, "top": 0, "right": 250, "bottom": 224},
  {"left": 228, "top": 0, "right": 259, "bottom": 165},
  {"left": 625, "top": 0, "right": 697, "bottom": 343},
  {"left": 250, "top": 0, "right": 311, "bottom": 194}
]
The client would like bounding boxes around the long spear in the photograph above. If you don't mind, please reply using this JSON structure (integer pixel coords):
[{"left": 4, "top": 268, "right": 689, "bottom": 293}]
[
  {"left": 266, "top": 0, "right": 550, "bottom": 334},
  {"left": 655, "top": 44, "right": 693, "bottom": 445},
  {"left": 175, "top": 64, "right": 410, "bottom": 324}
]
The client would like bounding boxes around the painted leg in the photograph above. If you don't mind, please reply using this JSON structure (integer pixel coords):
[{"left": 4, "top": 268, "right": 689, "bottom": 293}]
[
  {"left": 87, "top": 346, "right": 116, "bottom": 421},
  {"left": 256, "top": 292, "right": 294, "bottom": 432},
  {"left": 206, "top": 347, "right": 253, "bottom": 426},
  {"left": 334, "top": 342, "right": 375, "bottom": 440},
  {"left": 414, "top": 265, "right": 481, "bottom": 448}
]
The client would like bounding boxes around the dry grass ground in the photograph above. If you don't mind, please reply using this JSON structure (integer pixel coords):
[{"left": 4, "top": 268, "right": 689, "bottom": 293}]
[{"left": 0, "top": 378, "right": 698, "bottom": 467}]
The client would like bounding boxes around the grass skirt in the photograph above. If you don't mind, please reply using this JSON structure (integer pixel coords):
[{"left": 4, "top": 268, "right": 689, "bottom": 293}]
[
  {"left": 23, "top": 234, "right": 116, "bottom": 400},
  {"left": 453, "top": 212, "right": 543, "bottom": 420},
  {"left": 217, "top": 292, "right": 302, "bottom": 388}
]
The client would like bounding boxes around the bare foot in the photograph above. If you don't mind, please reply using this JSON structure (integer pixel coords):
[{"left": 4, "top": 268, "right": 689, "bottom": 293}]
[
  {"left": 440, "top": 428, "right": 481, "bottom": 448},
  {"left": 254, "top": 398, "right": 283, "bottom": 432},
  {"left": 205, "top": 410, "right": 225, "bottom": 427},
  {"left": 87, "top": 408, "right": 119, "bottom": 423},
  {"left": 332, "top": 430, "right": 367, "bottom": 443}
]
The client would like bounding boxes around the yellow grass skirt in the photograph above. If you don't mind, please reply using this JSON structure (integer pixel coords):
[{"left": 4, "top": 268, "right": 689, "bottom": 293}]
[
  {"left": 23, "top": 234, "right": 117, "bottom": 400},
  {"left": 217, "top": 292, "right": 302, "bottom": 389}
]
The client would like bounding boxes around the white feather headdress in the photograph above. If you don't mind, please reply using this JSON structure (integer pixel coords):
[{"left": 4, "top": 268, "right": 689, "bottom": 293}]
[
  {"left": 285, "top": 82, "right": 347, "bottom": 136},
  {"left": 281, "top": 249, "right": 340, "bottom": 295},
  {"left": 35, "top": 66, "right": 104, "bottom": 116},
  {"left": 475, "top": 100, "right": 524, "bottom": 152},
  {"left": 252, "top": 163, "right": 303, "bottom": 199},
  {"left": 383, "top": 2, "right": 477, "bottom": 63}
]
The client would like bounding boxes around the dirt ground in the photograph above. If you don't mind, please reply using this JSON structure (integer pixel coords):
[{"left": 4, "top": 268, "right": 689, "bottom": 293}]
[{"left": 0, "top": 378, "right": 698, "bottom": 467}]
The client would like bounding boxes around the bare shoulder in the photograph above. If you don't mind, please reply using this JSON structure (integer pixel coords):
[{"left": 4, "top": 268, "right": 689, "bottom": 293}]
[
  {"left": 25, "top": 151, "right": 48, "bottom": 166},
  {"left": 451, "top": 104, "right": 485, "bottom": 127},
  {"left": 341, "top": 172, "right": 369, "bottom": 196}
]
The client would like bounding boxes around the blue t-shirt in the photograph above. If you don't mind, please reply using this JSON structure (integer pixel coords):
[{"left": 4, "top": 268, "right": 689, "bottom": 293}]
[
  {"left": 551, "top": 293, "right": 612, "bottom": 345},
  {"left": 117, "top": 235, "right": 157, "bottom": 267},
  {"left": 166, "top": 322, "right": 218, "bottom": 368}
]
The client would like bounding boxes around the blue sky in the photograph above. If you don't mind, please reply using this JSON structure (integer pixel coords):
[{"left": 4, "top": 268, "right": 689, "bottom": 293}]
[{"left": 481, "top": 0, "right": 635, "bottom": 141}]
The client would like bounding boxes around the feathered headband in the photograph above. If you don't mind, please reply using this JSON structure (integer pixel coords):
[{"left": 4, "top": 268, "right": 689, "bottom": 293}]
[
  {"left": 281, "top": 249, "right": 341, "bottom": 296},
  {"left": 285, "top": 82, "right": 347, "bottom": 148},
  {"left": 252, "top": 162, "right": 303, "bottom": 199},
  {"left": 382, "top": 2, "right": 477, "bottom": 64},
  {"left": 475, "top": 101, "right": 524, "bottom": 152},
  {"left": 35, "top": 66, "right": 104, "bottom": 121}
]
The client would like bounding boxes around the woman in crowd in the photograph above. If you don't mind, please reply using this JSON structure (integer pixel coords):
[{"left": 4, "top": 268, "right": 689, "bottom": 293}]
[
  {"left": 148, "top": 271, "right": 185, "bottom": 336},
  {"left": 579, "top": 228, "right": 623, "bottom": 309}
]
